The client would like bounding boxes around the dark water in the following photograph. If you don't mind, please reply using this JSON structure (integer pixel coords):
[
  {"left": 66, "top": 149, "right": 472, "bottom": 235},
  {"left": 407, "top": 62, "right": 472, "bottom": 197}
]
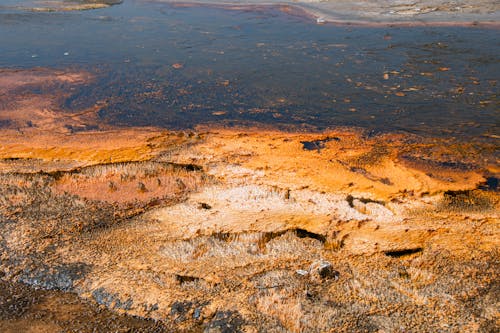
[{"left": 0, "top": 0, "right": 498, "bottom": 138}]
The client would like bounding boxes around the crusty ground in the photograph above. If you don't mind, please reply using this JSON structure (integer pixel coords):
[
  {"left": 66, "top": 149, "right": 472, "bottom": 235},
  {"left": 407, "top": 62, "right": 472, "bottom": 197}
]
[
  {"left": 1, "top": 128, "right": 498, "bottom": 332},
  {"left": 0, "top": 68, "right": 498, "bottom": 332}
]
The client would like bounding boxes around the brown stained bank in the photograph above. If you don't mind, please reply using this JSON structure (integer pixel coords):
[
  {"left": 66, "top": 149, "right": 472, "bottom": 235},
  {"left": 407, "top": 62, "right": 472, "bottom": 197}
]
[{"left": 2, "top": 0, "right": 123, "bottom": 12}]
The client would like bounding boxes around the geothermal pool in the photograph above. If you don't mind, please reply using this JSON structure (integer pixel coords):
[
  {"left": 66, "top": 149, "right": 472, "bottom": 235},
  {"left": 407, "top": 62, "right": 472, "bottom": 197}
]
[
  {"left": 0, "top": 0, "right": 498, "bottom": 139},
  {"left": 1, "top": 1, "right": 499, "bottom": 332}
]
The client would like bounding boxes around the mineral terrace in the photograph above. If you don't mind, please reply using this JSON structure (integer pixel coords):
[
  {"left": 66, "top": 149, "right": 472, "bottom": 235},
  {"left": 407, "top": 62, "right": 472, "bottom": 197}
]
[{"left": 0, "top": 68, "right": 498, "bottom": 332}]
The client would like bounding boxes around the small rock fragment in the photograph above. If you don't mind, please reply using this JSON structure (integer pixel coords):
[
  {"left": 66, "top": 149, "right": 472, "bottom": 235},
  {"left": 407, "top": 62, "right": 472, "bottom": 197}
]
[
  {"left": 176, "top": 179, "right": 186, "bottom": 190},
  {"left": 137, "top": 182, "right": 147, "bottom": 192},
  {"left": 193, "top": 306, "right": 202, "bottom": 320},
  {"left": 296, "top": 269, "right": 309, "bottom": 276},
  {"left": 108, "top": 181, "right": 117, "bottom": 192},
  {"left": 309, "top": 260, "right": 339, "bottom": 282},
  {"left": 212, "top": 111, "right": 227, "bottom": 116},
  {"left": 198, "top": 202, "right": 212, "bottom": 210}
]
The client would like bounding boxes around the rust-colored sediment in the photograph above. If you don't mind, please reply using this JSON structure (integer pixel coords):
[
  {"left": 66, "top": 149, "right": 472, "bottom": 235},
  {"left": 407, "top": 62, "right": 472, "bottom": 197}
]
[
  {"left": 0, "top": 128, "right": 179, "bottom": 165},
  {"left": 0, "top": 68, "right": 97, "bottom": 132},
  {"left": 0, "top": 69, "right": 179, "bottom": 165},
  {"left": 0, "top": 68, "right": 498, "bottom": 331},
  {"left": 5, "top": 0, "right": 122, "bottom": 12},
  {"left": 1, "top": 126, "right": 492, "bottom": 199}
]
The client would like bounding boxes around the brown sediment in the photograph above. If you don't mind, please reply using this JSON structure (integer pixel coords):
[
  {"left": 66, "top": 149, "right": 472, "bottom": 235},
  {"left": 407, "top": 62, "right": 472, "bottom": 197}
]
[
  {"left": 0, "top": 68, "right": 97, "bottom": 133},
  {"left": 313, "top": 17, "right": 500, "bottom": 28},
  {"left": 28, "top": 4, "right": 109, "bottom": 12},
  {"left": 0, "top": 67, "right": 498, "bottom": 331},
  {"left": 167, "top": 2, "right": 315, "bottom": 22},
  {"left": 2, "top": 0, "right": 123, "bottom": 12},
  {"left": 0, "top": 128, "right": 187, "bottom": 165},
  {"left": 1, "top": 126, "right": 491, "bottom": 199}
]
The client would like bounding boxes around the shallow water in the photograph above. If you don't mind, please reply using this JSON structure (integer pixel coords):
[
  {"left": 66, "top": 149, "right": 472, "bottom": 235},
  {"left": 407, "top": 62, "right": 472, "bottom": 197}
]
[{"left": 0, "top": 0, "right": 498, "bottom": 139}]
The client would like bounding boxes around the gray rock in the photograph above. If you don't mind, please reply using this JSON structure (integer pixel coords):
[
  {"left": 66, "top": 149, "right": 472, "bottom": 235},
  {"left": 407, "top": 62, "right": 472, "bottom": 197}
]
[
  {"left": 19, "top": 262, "right": 89, "bottom": 291},
  {"left": 309, "top": 260, "right": 340, "bottom": 282},
  {"left": 204, "top": 311, "right": 243, "bottom": 333}
]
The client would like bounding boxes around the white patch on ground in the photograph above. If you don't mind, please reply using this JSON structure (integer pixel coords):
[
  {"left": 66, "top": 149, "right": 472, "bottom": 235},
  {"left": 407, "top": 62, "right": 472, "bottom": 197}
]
[{"left": 144, "top": 184, "right": 398, "bottom": 240}]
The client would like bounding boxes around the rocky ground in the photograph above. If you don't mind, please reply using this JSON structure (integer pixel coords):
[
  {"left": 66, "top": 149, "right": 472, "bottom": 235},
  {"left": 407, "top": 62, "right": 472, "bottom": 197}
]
[{"left": 0, "top": 68, "right": 499, "bottom": 332}]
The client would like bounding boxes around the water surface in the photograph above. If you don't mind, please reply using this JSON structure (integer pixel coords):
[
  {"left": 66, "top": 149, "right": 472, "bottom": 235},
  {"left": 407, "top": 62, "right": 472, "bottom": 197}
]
[{"left": 0, "top": 0, "right": 498, "bottom": 139}]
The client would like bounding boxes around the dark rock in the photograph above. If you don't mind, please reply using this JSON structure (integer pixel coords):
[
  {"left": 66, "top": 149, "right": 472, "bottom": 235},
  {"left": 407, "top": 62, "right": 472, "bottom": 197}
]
[
  {"left": 385, "top": 248, "right": 423, "bottom": 258},
  {"left": 19, "top": 262, "right": 90, "bottom": 291},
  {"left": 295, "top": 229, "right": 326, "bottom": 243},
  {"left": 0, "top": 280, "right": 166, "bottom": 331},
  {"left": 301, "top": 137, "right": 340, "bottom": 152},
  {"left": 171, "top": 300, "right": 193, "bottom": 322},
  {"left": 193, "top": 306, "right": 203, "bottom": 320},
  {"left": 204, "top": 311, "right": 244, "bottom": 333},
  {"left": 92, "top": 287, "right": 133, "bottom": 310},
  {"left": 143, "top": 302, "right": 159, "bottom": 313},
  {"left": 137, "top": 182, "right": 147, "bottom": 192},
  {"left": 478, "top": 177, "right": 498, "bottom": 191},
  {"left": 175, "top": 274, "right": 199, "bottom": 285},
  {"left": 198, "top": 202, "right": 212, "bottom": 210},
  {"left": 309, "top": 260, "right": 339, "bottom": 282}
]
